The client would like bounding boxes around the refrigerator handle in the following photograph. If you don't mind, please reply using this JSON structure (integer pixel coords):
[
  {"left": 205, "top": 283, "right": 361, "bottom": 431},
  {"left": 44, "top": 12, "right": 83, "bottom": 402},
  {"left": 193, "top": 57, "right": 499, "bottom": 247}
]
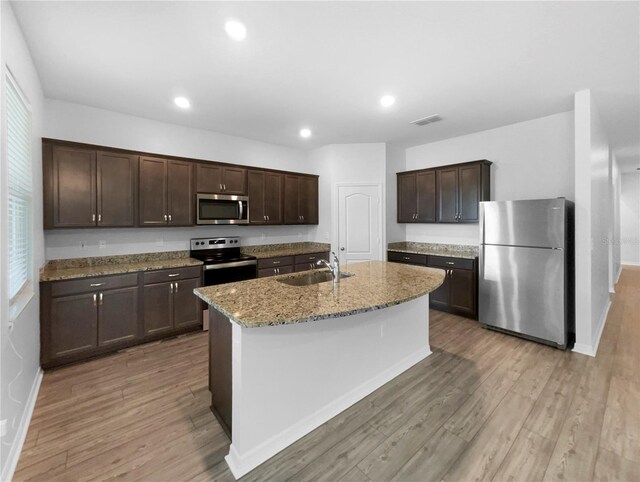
[{"left": 479, "top": 244, "right": 485, "bottom": 282}]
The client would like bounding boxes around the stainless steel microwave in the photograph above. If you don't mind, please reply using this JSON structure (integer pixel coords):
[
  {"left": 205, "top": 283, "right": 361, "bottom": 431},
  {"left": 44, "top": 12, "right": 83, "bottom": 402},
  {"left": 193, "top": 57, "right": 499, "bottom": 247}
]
[{"left": 196, "top": 194, "right": 249, "bottom": 225}]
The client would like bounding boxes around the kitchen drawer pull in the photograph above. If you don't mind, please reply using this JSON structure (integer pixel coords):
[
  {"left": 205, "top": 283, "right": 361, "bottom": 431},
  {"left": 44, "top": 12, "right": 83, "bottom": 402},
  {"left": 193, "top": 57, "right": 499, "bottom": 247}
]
[
  {"left": 90, "top": 282, "right": 105, "bottom": 287},
  {"left": 168, "top": 273, "right": 180, "bottom": 277},
  {"left": 446, "top": 262, "right": 455, "bottom": 265},
  {"left": 272, "top": 261, "right": 281, "bottom": 265},
  {"left": 309, "top": 256, "right": 315, "bottom": 260},
  {"left": 403, "top": 257, "right": 410, "bottom": 260}
]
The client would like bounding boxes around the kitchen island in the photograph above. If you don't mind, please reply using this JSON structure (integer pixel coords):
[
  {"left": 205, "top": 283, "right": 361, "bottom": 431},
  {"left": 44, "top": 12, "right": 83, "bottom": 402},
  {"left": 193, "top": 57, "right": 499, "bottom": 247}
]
[{"left": 194, "top": 260, "right": 445, "bottom": 479}]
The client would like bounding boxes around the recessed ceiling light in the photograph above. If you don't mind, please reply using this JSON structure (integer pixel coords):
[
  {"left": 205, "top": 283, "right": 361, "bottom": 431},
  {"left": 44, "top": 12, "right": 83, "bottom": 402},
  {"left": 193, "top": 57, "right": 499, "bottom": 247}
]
[
  {"left": 225, "top": 20, "right": 247, "bottom": 41},
  {"left": 380, "top": 95, "right": 396, "bottom": 107},
  {"left": 299, "top": 128, "right": 312, "bottom": 138},
  {"left": 174, "top": 97, "right": 191, "bottom": 109}
]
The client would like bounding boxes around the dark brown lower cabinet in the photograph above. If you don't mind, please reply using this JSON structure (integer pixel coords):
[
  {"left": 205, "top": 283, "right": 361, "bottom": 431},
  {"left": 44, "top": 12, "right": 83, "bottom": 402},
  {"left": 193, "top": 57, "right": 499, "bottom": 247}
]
[
  {"left": 209, "top": 307, "right": 233, "bottom": 437},
  {"left": 387, "top": 251, "right": 478, "bottom": 320},
  {"left": 41, "top": 267, "right": 203, "bottom": 369},
  {"left": 256, "top": 252, "right": 330, "bottom": 278}
]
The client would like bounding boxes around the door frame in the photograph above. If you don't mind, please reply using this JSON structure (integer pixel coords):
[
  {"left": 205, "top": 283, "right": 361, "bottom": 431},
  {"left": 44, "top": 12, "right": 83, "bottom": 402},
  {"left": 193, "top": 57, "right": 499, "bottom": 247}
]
[{"left": 334, "top": 182, "right": 385, "bottom": 265}]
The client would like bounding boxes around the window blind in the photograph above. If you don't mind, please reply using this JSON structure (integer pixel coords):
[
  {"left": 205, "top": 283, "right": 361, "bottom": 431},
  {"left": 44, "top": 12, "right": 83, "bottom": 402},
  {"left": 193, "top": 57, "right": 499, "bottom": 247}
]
[{"left": 6, "top": 73, "right": 33, "bottom": 301}]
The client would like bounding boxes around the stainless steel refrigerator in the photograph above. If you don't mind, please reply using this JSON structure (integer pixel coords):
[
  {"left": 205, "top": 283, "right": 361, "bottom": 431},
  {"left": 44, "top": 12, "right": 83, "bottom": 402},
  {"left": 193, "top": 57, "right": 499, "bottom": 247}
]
[{"left": 479, "top": 198, "right": 574, "bottom": 349}]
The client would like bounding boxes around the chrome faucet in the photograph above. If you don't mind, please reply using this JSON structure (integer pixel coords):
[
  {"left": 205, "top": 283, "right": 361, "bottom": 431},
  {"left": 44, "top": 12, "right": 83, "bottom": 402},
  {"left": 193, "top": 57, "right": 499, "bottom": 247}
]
[{"left": 317, "top": 251, "right": 341, "bottom": 284}]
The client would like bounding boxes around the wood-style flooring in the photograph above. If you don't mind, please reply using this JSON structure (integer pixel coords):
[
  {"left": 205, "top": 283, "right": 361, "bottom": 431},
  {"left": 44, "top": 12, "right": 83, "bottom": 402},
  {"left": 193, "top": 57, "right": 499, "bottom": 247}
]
[{"left": 14, "top": 266, "right": 640, "bottom": 481}]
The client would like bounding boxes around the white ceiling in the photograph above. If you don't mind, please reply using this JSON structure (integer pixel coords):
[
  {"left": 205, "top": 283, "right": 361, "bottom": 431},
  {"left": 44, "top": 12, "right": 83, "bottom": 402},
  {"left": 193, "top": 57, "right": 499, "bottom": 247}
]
[{"left": 11, "top": 1, "right": 640, "bottom": 169}]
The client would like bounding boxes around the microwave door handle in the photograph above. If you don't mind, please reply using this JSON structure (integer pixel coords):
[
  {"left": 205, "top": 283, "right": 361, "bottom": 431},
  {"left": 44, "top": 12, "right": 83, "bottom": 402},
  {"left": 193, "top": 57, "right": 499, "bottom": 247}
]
[{"left": 238, "top": 200, "right": 244, "bottom": 220}]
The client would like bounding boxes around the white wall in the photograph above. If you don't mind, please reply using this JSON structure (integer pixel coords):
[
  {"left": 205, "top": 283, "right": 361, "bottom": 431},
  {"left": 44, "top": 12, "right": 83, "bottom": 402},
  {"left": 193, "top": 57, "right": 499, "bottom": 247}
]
[
  {"left": 620, "top": 172, "right": 640, "bottom": 264},
  {"left": 574, "top": 89, "right": 613, "bottom": 356},
  {"left": 0, "top": 3, "right": 45, "bottom": 479},
  {"left": 385, "top": 144, "right": 406, "bottom": 244},
  {"left": 309, "top": 143, "right": 386, "bottom": 256},
  {"left": 404, "top": 111, "right": 575, "bottom": 245},
  {"left": 610, "top": 153, "right": 622, "bottom": 288},
  {"left": 43, "top": 100, "right": 319, "bottom": 259}
]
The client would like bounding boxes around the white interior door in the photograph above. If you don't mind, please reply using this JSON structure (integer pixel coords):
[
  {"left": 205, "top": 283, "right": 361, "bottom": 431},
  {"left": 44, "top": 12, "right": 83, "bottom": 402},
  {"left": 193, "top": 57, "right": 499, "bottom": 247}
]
[{"left": 337, "top": 185, "right": 382, "bottom": 266}]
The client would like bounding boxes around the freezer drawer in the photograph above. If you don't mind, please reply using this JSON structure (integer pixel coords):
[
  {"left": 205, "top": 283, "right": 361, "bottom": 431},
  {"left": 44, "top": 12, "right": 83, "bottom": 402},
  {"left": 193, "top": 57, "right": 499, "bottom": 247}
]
[{"left": 479, "top": 244, "right": 566, "bottom": 346}]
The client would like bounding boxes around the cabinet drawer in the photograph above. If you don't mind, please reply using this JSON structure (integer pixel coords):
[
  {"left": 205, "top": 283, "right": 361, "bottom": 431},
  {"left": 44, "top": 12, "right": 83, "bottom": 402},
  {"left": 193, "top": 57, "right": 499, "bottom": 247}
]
[
  {"left": 294, "top": 252, "right": 329, "bottom": 266},
  {"left": 257, "top": 256, "right": 294, "bottom": 269},
  {"left": 51, "top": 273, "right": 138, "bottom": 297},
  {"left": 427, "top": 256, "right": 475, "bottom": 271},
  {"left": 387, "top": 251, "right": 427, "bottom": 265},
  {"left": 258, "top": 265, "right": 294, "bottom": 278},
  {"left": 143, "top": 266, "right": 202, "bottom": 285},
  {"left": 294, "top": 263, "right": 320, "bottom": 273}
]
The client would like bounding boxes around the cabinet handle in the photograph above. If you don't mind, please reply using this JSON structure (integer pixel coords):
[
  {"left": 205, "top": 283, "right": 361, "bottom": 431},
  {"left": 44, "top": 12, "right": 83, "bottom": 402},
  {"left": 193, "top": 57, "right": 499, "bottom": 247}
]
[
  {"left": 90, "top": 282, "right": 105, "bottom": 287},
  {"left": 446, "top": 261, "right": 455, "bottom": 265},
  {"left": 272, "top": 261, "right": 281, "bottom": 265},
  {"left": 309, "top": 257, "right": 315, "bottom": 260},
  {"left": 403, "top": 257, "right": 410, "bottom": 260},
  {"left": 224, "top": 184, "right": 227, "bottom": 191},
  {"left": 92, "top": 214, "right": 96, "bottom": 223},
  {"left": 302, "top": 215, "right": 305, "bottom": 222},
  {"left": 170, "top": 283, "right": 174, "bottom": 294},
  {"left": 168, "top": 273, "right": 180, "bottom": 277},
  {"left": 267, "top": 215, "right": 270, "bottom": 221},
  {"left": 93, "top": 293, "right": 97, "bottom": 306},
  {"left": 174, "top": 282, "right": 179, "bottom": 293},
  {"left": 97, "top": 214, "right": 102, "bottom": 223},
  {"left": 99, "top": 293, "right": 103, "bottom": 305},
  {"left": 219, "top": 183, "right": 223, "bottom": 191},
  {"left": 263, "top": 215, "right": 266, "bottom": 221},
  {"left": 168, "top": 214, "right": 172, "bottom": 223},
  {"left": 164, "top": 214, "right": 168, "bottom": 222}
]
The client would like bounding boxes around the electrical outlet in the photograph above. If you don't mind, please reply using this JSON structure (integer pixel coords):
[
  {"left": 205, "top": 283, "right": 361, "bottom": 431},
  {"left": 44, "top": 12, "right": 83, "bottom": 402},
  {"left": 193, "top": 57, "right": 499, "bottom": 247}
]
[
  {"left": 99, "top": 240, "right": 107, "bottom": 249},
  {"left": 0, "top": 419, "right": 7, "bottom": 438}
]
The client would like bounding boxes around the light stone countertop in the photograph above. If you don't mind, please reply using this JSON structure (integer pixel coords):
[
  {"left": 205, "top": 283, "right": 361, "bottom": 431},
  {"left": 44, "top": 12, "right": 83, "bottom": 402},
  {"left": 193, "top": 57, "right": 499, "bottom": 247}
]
[
  {"left": 40, "top": 252, "right": 203, "bottom": 282},
  {"left": 241, "top": 242, "right": 331, "bottom": 259},
  {"left": 388, "top": 241, "right": 479, "bottom": 260},
  {"left": 194, "top": 260, "right": 445, "bottom": 328}
]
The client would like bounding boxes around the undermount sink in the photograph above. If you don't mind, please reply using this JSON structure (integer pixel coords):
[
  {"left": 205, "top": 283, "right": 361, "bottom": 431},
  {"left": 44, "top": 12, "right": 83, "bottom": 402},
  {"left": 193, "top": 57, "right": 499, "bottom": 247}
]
[{"left": 277, "top": 270, "right": 354, "bottom": 287}]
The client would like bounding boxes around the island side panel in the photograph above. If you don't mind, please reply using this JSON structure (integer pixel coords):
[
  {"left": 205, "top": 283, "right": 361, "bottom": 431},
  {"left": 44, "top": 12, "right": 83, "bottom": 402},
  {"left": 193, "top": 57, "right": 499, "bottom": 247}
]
[
  {"left": 226, "top": 295, "right": 430, "bottom": 478},
  {"left": 209, "top": 306, "right": 233, "bottom": 437}
]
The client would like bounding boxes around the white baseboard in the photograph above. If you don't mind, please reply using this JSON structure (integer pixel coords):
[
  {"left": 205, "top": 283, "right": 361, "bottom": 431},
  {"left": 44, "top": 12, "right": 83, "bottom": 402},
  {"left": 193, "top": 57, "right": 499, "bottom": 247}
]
[
  {"left": 573, "top": 299, "right": 611, "bottom": 358},
  {"left": 225, "top": 346, "right": 431, "bottom": 479},
  {"left": 1, "top": 368, "right": 43, "bottom": 482},
  {"left": 621, "top": 261, "right": 640, "bottom": 266},
  {"left": 616, "top": 264, "right": 623, "bottom": 284}
]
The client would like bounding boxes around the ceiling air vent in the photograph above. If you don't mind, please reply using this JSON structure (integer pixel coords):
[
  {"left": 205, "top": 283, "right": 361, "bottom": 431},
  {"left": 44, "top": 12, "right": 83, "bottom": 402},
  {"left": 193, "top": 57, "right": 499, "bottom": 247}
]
[{"left": 410, "top": 114, "right": 442, "bottom": 126}]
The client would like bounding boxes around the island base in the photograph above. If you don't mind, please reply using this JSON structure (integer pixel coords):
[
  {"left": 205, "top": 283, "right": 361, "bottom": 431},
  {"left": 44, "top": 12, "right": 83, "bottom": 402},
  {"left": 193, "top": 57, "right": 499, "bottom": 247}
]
[{"left": 209, "top": 296, "right": 431, "bottom": 479}]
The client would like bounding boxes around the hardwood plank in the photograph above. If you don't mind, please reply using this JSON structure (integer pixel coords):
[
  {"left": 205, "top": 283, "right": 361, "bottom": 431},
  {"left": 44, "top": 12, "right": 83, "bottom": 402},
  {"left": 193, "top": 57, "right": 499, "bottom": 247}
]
[
  {"left": 543, "top": 394, "right": 606, "bottom": 481},
  {"left": 593, "top": 448, "right": 640, "bottom": 482},
  {"left": 492, "top": 428, "right": 555, "bottom": 482},
  {"left": 443, "top": 391, "right": 535, "bottom": 482},
  {"left": 340, "top": 467, "right": 373, "bottom": 482},
  {"left": 600, "top": 376, "right": 640, "bottom": 463}
]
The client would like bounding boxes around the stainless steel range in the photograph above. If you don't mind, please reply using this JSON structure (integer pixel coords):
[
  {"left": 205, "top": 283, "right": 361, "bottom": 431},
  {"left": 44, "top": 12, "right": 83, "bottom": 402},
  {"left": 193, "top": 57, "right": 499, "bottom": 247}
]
[{"left": 190, "top": 237, "right": 257, "bottom": 286}]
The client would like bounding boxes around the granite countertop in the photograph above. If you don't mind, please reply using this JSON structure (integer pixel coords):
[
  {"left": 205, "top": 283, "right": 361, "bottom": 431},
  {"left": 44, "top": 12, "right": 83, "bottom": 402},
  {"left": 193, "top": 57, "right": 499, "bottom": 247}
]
[
  {"left": 194, "top": 260, "right": 445, "bottom": 328},
  {"left": 40, "top": 252, "right": 203, "bottom": 282},
  {"left": 241, "top": 242, "right": 331, "bottom": 259},
  {"left": 388, "top": 242, "right": 479, "bottom": 260}
]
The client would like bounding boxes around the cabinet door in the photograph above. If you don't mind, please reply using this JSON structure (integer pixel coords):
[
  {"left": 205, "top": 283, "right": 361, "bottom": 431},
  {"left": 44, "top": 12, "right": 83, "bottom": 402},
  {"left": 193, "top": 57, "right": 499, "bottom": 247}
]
[
  {"left": 437, "top": 167, "right": 459, "bottom": 223},
  {"left": 96, "top": 152, "right": 137, "bottom": 227},
  {"left": 299, "top": 176, "right": 318, "bottom": 224},
  {"left": 143, "top": 282, "right": 173, "bottom": 335},
  {"left": 247, "top": 170, "right": 266, "bottom": 224},
  {"left": 283, "top": 175, "right": 300, "bottom": 224},
  {"left": 397, "top": 172, "right": 417, "bottom": 223},
  {"left": 167, "top": 160, "right": 193, "bottom": 226},
  {"left": 264, "top": 172, "right": 283, "bottom": 224},
  {"left": 139, "top": 156, "right": 168, "bottom": 225},
  {"left": 196, "top": 164, "right": 223, "bottom": 194},
  {"left": 222, "top": 167, "right": 247, "bottom": 195},
  {"left": 458, "top": 164, "right": 482, "bottom": 223},
  {"left": 429, "top": 273, "right": 450, "bottom": 311},
  {"left": 50, "top": 293, "right": 98, "bottom": 358},
  {"left": 173, "top": 278, "right": 202, "bottom": 329},
  {"left": 98, "top": 287, "right": 139, "bottom": 346},
  {"left": 51, "top": 146, "right": 97, "bottom": 227},
  {"left": 449, "top": 268, "right": 476, "bottom": 317},
  {"left": 416, "top": 170, "right": 436, "bottom": 223}
]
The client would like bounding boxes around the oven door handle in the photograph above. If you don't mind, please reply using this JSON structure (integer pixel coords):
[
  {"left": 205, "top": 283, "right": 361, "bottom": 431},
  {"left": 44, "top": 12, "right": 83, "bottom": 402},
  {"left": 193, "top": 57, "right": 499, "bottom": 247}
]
[
  {"left": 204, "top": 260, "right": 257, "bottom": 271},
  {"left": 238, "top": 200, "right": 244, "bottom": 221}
]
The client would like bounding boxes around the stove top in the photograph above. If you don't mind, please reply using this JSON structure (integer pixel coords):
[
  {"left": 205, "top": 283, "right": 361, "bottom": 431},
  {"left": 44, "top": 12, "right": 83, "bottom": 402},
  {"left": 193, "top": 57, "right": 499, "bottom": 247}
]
[{"left": 190, "top": 236, "right": 256, "bottom": 266}]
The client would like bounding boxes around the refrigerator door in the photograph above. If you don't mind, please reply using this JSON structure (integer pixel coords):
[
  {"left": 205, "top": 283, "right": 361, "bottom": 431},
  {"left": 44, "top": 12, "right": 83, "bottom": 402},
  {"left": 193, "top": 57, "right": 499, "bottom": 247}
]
[
  {"left": 480, "top": 199, "right": 566, "bottom": 249},
  {"left": 479, "top": 244, "right": 566, "bottom": 346}
]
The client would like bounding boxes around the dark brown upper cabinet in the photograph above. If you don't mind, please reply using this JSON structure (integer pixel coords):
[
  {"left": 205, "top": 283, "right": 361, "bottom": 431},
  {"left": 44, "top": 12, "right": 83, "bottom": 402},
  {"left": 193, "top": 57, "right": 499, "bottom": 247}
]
[
  {"left": 397, "top": 170, "right": 436, "bottom": 223},
  {"left": 397, "top": 160, "right": 491, "bottom": 224},
  {"left": 248, "top": 170, "right": 283, "bottom": 224},
  {"left": 196, "top": 163, "right": 247, "bottom": 195},
  {"left": 284, "top": 174, "right": 318, "bottom": 225},
  {"left": 44, "top": 145, "right": 137, "bottom": 228},
  {"left": 139, "top": 157, "right": 194, "bottom": 226}
]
